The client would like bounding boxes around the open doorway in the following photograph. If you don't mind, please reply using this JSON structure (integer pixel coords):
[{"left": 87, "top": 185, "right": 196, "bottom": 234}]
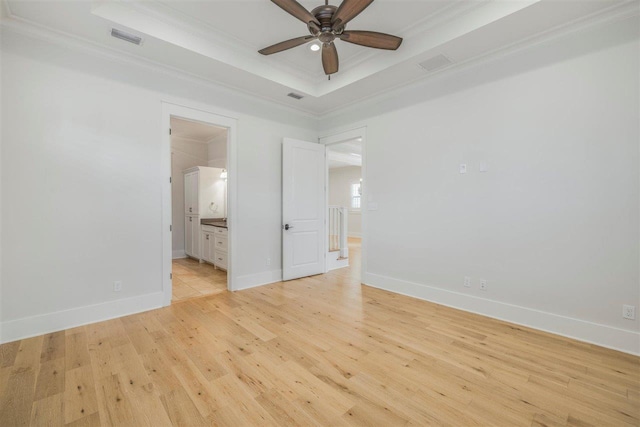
[
  {"left": 326, "top": 137, "right": 363, "bottom": 272},
  {"left": 170, "top": 117, "right": 228, "bottom": 302},
  {"left": 161, "top": 103, "right": 238, "bottom": 306}
]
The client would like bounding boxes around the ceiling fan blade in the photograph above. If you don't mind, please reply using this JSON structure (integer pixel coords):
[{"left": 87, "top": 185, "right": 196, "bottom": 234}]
[
  {"left": 337, "top": 31, "right": 402, "bottom": 50},
  {"left": 322, "top": 42, "right": 339, "bottom": 75},
  {"left": 271, "top": 0, "right": 320, "bottom": 25},
  {"left": 331, "top": 0, "right": 373, "bottom": 29},
  {"left": 259, "top": 35, "right": 316, "bottom": 55}
]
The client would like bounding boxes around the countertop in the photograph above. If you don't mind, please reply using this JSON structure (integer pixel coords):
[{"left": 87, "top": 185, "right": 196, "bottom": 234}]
[{"left": 201, "top": 218, "right": 227, "bottom": 228}]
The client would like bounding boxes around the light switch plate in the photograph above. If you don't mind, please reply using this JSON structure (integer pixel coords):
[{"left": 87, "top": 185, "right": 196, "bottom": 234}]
[
  {"left": 480, "top": 162, "right": 488, "bottom": 172},
  {"left": 459, "top": 164, "right": 467, "bottom": 174}
]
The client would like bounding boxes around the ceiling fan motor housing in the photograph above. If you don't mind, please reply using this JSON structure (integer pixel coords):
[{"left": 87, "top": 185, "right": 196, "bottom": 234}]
[
  {"left": 311, "top": 5, "right": 338, "bottom": 30},
  {"left": 261, "top": 0, "right": 402, "bottom": 76}
]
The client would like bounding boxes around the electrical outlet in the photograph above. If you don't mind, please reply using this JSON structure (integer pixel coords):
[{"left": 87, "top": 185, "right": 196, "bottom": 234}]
[
  {"left": 623, "top": 305, "right": 636, "bottom": 320},
  {"left": 266, "top": 258, "right": 271, "bottom": 267},
  {"left": 464, "top": 276, "right": 471, "bottom": 288},
  {"left": 113, "top": 281, "right": 122, "bottom": 292},
  {"left": 480, "top": 279, "right": 487, "bottom": 291}
]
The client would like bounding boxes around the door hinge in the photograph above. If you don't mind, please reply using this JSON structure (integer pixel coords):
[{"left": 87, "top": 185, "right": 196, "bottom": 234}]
[
  {"left": 169, "top": 128, "right": 172, "bottom": 135},
  {"left": 170, "top": 224, "right": 172, "bottom": 232},
  {"left": 170, "top": 273, "right": 172, "bottom": 279},
  {"left": 169, "top": 177, "right": 172, "bottom": 184}
]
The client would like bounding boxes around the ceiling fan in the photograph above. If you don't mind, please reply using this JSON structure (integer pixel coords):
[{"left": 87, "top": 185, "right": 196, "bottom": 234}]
[{"left": 259, "top": 0, "right": 403, "bottom": 77}]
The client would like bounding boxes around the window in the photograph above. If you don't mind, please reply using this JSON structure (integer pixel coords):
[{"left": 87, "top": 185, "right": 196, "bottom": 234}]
[{"left": 351, "top": 182, "right": 361, "bottom": 209}]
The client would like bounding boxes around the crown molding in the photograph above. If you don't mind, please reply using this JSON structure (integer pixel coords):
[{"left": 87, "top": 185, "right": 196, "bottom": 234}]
[
  {"left": 0, "top": 9, "right": 321, "bottom": 121},
  {"left": 136, "top": 1, "right": 319, "bottom": 82},
  {"left": 334, "top": 0, "right": 485, "bottom": 77},
  {"left": 171, "top": 135, "right": 216, "bottom": 145},
  {"left": 2, "top": 0, "right": 637, "bottom": 121},
  {"left": 317, "top": 0, "right": 640, "bottom": 119}
]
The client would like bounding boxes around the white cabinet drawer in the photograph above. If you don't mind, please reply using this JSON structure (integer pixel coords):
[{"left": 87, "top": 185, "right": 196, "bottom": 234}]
[
  {"left": 202, "top": 225, "right": 227, "bottom": 235},
  {"left": 214, "top": 251, "right": 228, "bottom": 269},
  {"left": 214, "top": 235, "right": 228, "bottom": 253}
]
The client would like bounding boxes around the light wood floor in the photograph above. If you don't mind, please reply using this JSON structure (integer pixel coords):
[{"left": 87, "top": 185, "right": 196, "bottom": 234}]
[
  {"left": 1, "top": 238, "right": 638, "bottom": 426},
  {"left": 172, "top": 258, "right": 227, "bottom": 303}
]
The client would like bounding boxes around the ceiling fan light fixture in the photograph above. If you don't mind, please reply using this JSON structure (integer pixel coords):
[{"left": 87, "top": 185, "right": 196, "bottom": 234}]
[{"left": 261, "top": 0, "right": 402, "bottom": 76}]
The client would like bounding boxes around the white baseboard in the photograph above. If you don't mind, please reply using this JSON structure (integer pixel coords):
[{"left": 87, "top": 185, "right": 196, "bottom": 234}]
[
  {"left": 327, "top": 251, "right": 349, "bottom": 271},
  {"left": 363, "top": 272, "right": 640, "bottom": 356},
  {"left": 348, "top": 232, "right": 362, "bottom": 238},
  {"left": 0, "top": 292, "right": 164, "bottom": 344},
  {"left": 234, "top": 269, "right": 282, "bottom": 291},
  {"left": 172, "top": 249, "right": 187, "bottom": 259}
]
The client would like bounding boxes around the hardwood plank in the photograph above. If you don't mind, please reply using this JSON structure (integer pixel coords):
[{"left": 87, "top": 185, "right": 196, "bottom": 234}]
[
  {"left": 0, "top": 240, "right": 637, "bottom": 427},
  {"left": 65, "top": 332, "right": 91, "bottom": 371},
  {"left": 30, "top": 393, "right": 64, "bottom": 426},
  {"left": 64, "top": 366, "right": 99, "bottom": 424},
  {"left": 160, "top": 388, "right": 207, "bottom": 426},
  {"left": 40, "top": 331, "right": 66, "bottom": 363},
  {"left": 0, "top": 367, "right": 37, "bottom": 426},
  {"left": 0, "top": 342, "right": 20, "bottom": 368},
  {"left": 64, "top": 412, "right": 101, "bottom": 427},
  {"left": 94, "top": 374, "right": 136, "bottom": 426},
  {"left": 33, "top": 357, "right": 65, "bottom": 400}
]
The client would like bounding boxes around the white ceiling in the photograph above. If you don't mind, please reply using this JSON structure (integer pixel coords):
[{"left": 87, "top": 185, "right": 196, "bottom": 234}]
[
  {"left": 170, "top": 117, "right": 227, "bottom": 143},
  {"left": 3, "top": 0, "right": 634, "bottom": 116},
  {"left": 328, "top": 138, "right": 362, "bottom": 169}
]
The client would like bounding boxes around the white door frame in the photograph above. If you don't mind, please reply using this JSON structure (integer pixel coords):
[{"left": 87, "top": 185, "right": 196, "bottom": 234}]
[
  {"left": 161, "top": 101, "right": 239, "bottom": 306},
  {"left": 319, "top": 126, "right": 367, "bottom": 278}
]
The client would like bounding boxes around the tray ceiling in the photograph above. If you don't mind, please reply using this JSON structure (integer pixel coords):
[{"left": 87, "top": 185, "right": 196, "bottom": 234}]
[{"left": 3, "top": 0, "right": 635, "bottom": 116}]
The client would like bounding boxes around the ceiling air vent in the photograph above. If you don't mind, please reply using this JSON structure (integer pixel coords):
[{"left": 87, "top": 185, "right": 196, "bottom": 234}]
[
  {"left": 418, "top": 54, "right": 453, "bottom": 72},
  {"left": 111, "top": 28, "right": 143, "bottom": 46},
  {"left": 287, "top": 92, "right": 304, "bottom": 100}
]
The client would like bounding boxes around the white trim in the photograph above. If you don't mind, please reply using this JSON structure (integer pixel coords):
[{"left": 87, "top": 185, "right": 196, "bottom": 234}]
[
  {"left": 363, "top": 272, "right": 640, "bottom": 356},
  {"left": 0, "top": 292, "right": 164, "bottom": 344},
  {"left": 315, "top": 1, "right": 640, "bottom": 119},
  {"left": 347, "top": 232, "right": 362, "bottom": 238},
  {"left": 162, "top": 102, "right": 239, "bottom": 307},
  {"left": 207, "top": 157, "right": 227, "bottom": 168},
  {"left": 327, "top": 251, "right": 349, "bottom": 271},
  {"left": 172, "top": 249, "right": 187, "bottom": 259},
  {"left": 1, "top": 1, "right": 637, "bottom": 119},
  {"left": 234, "top": 270, "right": 283, "bottom": 291},
  {"left": 0, "top": 15, "right": 320, "bottom": 119},
  {"left": 320, "top": 127, "right": 367, "bottom": 282}
]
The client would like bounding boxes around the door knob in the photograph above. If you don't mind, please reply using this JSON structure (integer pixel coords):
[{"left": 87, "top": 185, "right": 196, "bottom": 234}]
[{"left": 284, "top": 224, "right": 293, "bottom": 230}]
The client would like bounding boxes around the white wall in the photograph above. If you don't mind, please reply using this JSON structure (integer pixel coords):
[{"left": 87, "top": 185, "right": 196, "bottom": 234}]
[
  {"left": 208, "top": 133, "right": 227, "bottom": 169},
  {"left": 329, "top": 166, "right": 362, "bottom": 237},
  {"left": 321, "top": 17, "right": 640, "bottom": 354},
  {"left": 171, "top": 137, "right": 209, "bottom": 258},
  {"left": 0, "top": 28, "right": 317, "bottom": 342}
]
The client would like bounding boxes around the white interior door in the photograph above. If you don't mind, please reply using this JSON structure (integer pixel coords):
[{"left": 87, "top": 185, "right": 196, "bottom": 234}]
[{"left": 282, "top": 138, "right": 325, "bottom": 281}]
